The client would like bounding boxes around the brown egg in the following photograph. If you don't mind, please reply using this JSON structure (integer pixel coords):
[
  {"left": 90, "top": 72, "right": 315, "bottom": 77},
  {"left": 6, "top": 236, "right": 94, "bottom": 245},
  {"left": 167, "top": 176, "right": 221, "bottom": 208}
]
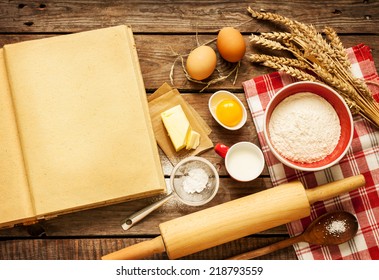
[
  {"left": 217, "top": 27, "right": 246, "bottom": 62},
  {"left": 186, "top": 45, "right": 217, "bottom": 80}
]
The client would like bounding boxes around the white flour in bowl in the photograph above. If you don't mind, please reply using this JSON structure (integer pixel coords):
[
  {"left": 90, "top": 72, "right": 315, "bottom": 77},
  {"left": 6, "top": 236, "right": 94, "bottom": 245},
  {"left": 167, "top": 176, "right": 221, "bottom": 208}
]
[{"left": 268, "top": 92, "right": 341, "bottom": 163}]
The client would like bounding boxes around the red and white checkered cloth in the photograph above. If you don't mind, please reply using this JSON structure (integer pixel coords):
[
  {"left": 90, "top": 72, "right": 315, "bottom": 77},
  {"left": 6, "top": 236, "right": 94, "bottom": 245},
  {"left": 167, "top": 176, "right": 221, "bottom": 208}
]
[{"left": 243, "top": 44, "right": 379, "bottom": 260}]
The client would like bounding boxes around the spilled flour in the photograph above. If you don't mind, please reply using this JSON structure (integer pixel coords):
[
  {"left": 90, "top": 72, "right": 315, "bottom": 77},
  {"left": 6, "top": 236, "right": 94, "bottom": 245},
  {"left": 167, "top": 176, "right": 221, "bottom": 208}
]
[{"left": 269, "top": 92, "right": 341, "bottom": 163}]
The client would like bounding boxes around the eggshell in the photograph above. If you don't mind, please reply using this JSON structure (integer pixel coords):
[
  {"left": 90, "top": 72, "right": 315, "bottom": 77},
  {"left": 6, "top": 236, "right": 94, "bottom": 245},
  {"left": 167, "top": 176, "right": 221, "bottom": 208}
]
[
  {"left": 186, "top": 45, "right": 217, "bottom": 80},
  {"left": 217, "top": 27, "right": 246, "bottom": 62}
]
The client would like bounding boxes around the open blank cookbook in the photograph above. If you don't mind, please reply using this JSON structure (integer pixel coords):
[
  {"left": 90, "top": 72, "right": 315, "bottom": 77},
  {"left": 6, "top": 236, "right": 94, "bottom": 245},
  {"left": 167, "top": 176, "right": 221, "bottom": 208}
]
[{"left": 0, "top": 25, "right": 166, "bottom": 229}]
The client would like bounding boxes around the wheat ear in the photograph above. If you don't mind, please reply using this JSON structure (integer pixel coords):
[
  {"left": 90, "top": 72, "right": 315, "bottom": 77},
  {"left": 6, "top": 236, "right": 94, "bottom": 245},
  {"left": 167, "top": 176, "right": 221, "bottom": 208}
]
[
  {"left": 250, "top": 54, "right": 309, "bottom": 69},
  {"left": 247, "top": 6, "right": 379, "bottom": 127}
]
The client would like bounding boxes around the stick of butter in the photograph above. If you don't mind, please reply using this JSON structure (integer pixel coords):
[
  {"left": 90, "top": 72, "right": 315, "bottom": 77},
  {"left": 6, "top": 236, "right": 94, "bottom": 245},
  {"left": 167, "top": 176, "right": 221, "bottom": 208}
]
[
  {"left": 186, "top": 130, "right": 200, "bottom": 150},
  {"left": 161, "top": 105, "right": 191, "bottom": 151},
  {"left": 161, "top": 105, "right": 200, "bottom": 152}
]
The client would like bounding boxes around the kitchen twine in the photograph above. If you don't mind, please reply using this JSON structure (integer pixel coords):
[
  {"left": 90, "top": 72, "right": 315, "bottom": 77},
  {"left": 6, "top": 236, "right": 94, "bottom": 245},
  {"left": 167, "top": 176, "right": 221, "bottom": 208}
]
[{"left": 243, "top": 43, "right": 379, "bottom": 260}]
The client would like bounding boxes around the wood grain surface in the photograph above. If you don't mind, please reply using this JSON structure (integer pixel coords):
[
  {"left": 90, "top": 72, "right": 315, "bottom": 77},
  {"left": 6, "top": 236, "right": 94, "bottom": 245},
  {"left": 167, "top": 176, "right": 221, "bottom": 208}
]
[{"left": 0, "top": 0, "right": 378, "bottom": 260}]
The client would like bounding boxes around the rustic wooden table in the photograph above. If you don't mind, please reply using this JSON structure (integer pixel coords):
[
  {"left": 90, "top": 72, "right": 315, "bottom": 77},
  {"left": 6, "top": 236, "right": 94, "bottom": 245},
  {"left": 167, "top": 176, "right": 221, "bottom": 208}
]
[{"left": 0, "top": 0, "right": 378, "bottom": 260}]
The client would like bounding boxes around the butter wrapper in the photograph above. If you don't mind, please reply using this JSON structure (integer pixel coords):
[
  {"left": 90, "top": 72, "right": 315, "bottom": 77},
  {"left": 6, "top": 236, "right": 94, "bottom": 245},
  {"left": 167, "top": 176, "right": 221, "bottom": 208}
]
[{"left": 148, "top": 83, "right": 213, "bottom": 165}]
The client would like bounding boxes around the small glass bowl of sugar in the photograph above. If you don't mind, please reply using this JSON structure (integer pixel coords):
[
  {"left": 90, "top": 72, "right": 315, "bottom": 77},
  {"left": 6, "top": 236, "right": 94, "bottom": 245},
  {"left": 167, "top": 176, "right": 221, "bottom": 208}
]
[{"left": 170, "top": 156, "right": 219, "bottom": 206}]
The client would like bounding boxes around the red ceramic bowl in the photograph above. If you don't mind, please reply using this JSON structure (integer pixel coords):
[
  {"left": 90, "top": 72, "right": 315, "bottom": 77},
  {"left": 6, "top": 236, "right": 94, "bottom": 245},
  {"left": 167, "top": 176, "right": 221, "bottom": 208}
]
[{"left": 263, "top": 81, "right": 353, "bottom": 172}]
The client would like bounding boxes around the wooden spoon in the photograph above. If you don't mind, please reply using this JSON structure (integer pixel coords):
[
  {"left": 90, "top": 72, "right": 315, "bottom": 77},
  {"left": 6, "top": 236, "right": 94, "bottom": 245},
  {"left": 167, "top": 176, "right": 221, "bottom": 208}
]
[{"left": 227, "top": 211, "right": 358, "bottom": 260}]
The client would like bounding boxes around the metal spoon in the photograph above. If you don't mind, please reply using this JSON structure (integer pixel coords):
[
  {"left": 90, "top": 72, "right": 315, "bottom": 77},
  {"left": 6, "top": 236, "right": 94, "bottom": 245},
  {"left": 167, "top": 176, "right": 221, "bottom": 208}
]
[
  {"left": 227, "top": 211, "right": 358, "bottom": 260},
  {"left": 121, "top": 193, "right": 174, "bottom": 230},
  {"left": 121, "top": 156, "right": 220, "bottom": 231}
]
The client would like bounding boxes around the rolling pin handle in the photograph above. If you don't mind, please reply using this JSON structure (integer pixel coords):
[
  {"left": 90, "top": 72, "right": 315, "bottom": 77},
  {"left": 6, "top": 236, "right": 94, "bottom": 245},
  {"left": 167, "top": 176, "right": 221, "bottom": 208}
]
[
  {"left": 306, "top": 174, "right": 365, "bottom": 205},
  {"left": 101, "top": 236, "right": 165, "bottom": 260}
]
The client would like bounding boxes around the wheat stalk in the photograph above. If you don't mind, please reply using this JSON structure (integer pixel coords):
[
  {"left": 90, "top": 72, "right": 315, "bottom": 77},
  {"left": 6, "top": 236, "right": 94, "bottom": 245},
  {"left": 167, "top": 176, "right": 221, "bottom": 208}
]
[
  {"left": 247, "top": 6, "right": 379, "bottom": 127},
  {"left": 261, "top": 32, "right": 292, "bottom": 41},
  {"left": 262, "top": 60, "right": 319, "bottom": 82},
  {"left": 250, "top": 54, "right": 309, "bottom": 69},
  {"left": 249, "top": 34, "right": 288, "bottom": 51},
  {"left": 323, "top": 26, "right": 351, "bottom": 70}
]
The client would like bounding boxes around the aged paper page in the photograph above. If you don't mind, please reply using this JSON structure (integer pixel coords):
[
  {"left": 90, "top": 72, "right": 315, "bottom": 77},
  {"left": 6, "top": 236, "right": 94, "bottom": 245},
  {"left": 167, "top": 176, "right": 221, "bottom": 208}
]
[
  {"left": 0, "top": 49, "right": 35, "bottom": 227},
  {"left": 3, "top": 26, "right": 165, "bottom": 216}
]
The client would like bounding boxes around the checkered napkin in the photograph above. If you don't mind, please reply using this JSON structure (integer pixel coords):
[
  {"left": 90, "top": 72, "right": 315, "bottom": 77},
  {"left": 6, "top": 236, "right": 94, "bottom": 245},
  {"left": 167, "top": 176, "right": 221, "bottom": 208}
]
[{"left": 243, "top": 44, "right": 379, "bottom": 260}]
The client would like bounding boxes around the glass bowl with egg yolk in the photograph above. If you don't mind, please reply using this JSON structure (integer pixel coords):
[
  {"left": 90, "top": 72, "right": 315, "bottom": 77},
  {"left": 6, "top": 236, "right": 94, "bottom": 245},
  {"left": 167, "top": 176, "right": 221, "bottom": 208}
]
[{"left": 209, "top": 90, "right": 247, "bottom": 130}]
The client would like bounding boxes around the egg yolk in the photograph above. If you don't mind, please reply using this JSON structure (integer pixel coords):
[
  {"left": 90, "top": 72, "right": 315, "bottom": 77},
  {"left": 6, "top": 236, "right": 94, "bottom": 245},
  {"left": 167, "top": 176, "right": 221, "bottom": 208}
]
[{"left": 215, "top": 99, "right": 243, "bottom": 127}]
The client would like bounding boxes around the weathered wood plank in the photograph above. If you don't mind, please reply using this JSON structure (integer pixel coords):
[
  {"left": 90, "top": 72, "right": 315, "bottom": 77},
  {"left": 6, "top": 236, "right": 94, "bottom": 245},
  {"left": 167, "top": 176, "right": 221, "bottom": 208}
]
[
  {"left": 0, "top": 0, "right": 377, "bottom": 34},
  {"left": 1, "top": 34, "right": 377, "bottom": 92},
  {"left": 0, "top": 177, "right": 283, "bottom": 237},
  {"left": 0, "top": 236, "right": 297, "bottom": 260},
  {"left": 0, "top": 0, "right": 375, "bottom": 262}
]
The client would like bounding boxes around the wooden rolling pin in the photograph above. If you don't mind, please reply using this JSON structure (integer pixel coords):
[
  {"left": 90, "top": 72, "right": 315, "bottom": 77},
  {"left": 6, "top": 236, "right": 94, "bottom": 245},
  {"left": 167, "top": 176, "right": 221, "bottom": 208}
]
[{"left": 102, "top": 174, "right": 365, "bottom": 260}]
